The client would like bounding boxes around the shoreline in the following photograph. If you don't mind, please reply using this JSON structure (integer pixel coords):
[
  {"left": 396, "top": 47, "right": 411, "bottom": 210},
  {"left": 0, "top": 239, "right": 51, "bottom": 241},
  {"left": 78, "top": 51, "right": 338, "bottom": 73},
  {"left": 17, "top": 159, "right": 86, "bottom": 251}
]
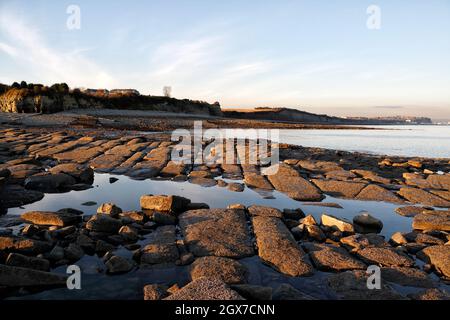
[{"left": 0, "top": 125, "right": 449, "bottom": 301}]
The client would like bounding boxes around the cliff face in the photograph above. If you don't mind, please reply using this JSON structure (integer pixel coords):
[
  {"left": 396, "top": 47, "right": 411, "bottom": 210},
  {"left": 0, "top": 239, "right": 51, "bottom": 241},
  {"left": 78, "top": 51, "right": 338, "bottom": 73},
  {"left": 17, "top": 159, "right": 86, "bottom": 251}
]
[{"left": 0, "top": 87, "right": 221, "bottom": 116}]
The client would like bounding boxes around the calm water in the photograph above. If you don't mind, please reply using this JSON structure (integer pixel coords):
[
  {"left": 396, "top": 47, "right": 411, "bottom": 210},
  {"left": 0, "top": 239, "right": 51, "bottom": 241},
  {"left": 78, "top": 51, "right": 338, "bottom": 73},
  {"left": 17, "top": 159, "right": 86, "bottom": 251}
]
[
  {"left": 204, "top": 125, "right": 450, "bottom": 158},
  {"left": 6, "top": 173, "right": 414, "bottom": 238}
]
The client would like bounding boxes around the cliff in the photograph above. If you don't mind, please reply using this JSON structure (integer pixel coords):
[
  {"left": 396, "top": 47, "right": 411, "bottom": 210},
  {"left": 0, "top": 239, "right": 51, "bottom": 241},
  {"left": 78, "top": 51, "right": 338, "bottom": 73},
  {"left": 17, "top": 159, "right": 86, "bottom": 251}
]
[
  {"left": 223, "top": 107, "right": 433, "bottom": 125},
  {"left": 0, "top": 83, "right": 222, "bottom": 116}
]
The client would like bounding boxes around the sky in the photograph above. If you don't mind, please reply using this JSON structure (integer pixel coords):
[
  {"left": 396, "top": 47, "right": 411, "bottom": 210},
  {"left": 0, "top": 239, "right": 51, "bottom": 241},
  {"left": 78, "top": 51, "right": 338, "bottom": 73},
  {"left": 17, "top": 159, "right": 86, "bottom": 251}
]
[{"left": 0, "top": 0, "right": 449, "bottom": 120}]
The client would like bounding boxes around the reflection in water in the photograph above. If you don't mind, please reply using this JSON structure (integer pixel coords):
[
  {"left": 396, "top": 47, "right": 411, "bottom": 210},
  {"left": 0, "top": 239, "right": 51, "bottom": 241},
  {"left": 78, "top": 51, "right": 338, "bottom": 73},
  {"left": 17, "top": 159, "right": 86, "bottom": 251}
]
[
  {"left": 6, "top": 173, "right": 412, "bottom": 238},
  {"left": 3, "top": 173, "right": 447, "bottom": 300}
]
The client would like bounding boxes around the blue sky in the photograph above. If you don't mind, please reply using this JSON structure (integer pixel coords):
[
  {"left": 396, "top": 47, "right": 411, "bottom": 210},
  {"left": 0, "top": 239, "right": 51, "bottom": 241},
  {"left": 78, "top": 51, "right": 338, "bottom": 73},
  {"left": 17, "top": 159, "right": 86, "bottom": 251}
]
[{"left": 1, "top": 0, "right": 449, "bottom": 119}]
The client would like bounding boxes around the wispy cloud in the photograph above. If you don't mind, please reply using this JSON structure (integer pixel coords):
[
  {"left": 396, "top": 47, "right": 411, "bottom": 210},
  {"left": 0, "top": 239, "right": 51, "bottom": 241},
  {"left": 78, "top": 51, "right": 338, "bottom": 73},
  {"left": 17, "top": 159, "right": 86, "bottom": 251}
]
[{"left": 0, "top": 8, "right": 116, "bottom": 88}]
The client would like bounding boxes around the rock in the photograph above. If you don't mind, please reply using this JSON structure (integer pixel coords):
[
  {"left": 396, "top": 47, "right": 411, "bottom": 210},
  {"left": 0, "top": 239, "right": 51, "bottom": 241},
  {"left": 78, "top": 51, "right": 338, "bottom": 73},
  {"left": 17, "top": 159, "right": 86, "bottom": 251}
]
[
  {"left": 227, "top": 182, "right": 245, "bottom": 192},
  {"left": 118, "top": 225, "right": 139, "bottom": 242},
  {"left": 189, "top": 170, "right": 212, "bottom": 179},
  {"left": 301, "top": 202, "right": 343, "bottom": 209},
  {"left": 6, "top": 253, "right": 50, "bottom": 271},
  {"left": 97, "top": 203, "right": 122, "bottom": 217},
  {"left": 252, "top": 216, "right": 313, "bottom": 277},
  {"left": 408, "top": 288, "right": 450, "bottom": 300},
  {"left": 0, "top": 184, "right": 44, "bottom": 208},
  {"left": 426, "top": 174, "right": 450, "bottom": 190},
  {"left": 227, "top": 203, "right": 246, "bottom": 210},
  {"left": 0, "top": 236, "right": 52, "bottom": 254},
  {"left": 395, "top": 206, "right": 426, "bottom": 217},
  {"left": 152, "top": 212, "right": 177, "bottom": 225},
  {"left": 188, "top": 177, "right": 218, "bottom": 187},
  {"left": 95, "top": 240, "right": 116, "bottom": 254},
  {"left": 381, "top": 267, "right": 435, "bottom": 288},
  {"left": 143, "top": 284, "right": 169, "bottom": 300},
  {"left": 190, "top": 256, "right": 248, "bottom": 284},
  {"left": 186, "top": 202, "right": 210, "bottom": 210},
  {"left": 217, "top": 179, "right": 228, "bottom": 187},
  {"left": 416, "top": 245, "right": 450, "bottom": 278},
  {"left": 353, "top": 213, "right": 383, "bottom": 234},
  {"left": 105, "top": 256, "right": 133, "bottom": 274},
  {"left": 109, "top": 177, "right": 119, "bottom": 184},
  {"left": 64, "top": 243, "right": 84, "bottom": 261},
  {"left": 283, "top": 208, "right": 305, "bottom": 220},
  {"left": 164, "top": 277, "right": 244, "bottom": 300},
  {"left": 328, "top": 270, "right": 403, "bottom": 300},
  {"left": 355, "top": 185, "right": 404, "bottom": 203},
  {"left": 230, "top": 284, "right": 272, "bottom": 300},
  {"left": 179, "top": 209, "right": 254, "bottom": 259},
  {"left": 266, "top": 164, "right": 323, "bottom": 201},
  {"left": 21, "top": 211, "right": 80, "bottom": 227},
  {"left": 412, "top": 210, "right": 450, "bottom": 231},
  {"left": 304, "top": 243, "right": 366, "bottom": 271},
  {"left": 390, "top": 232, "right": 408, "bottom": 246},
  {"left": 49, "top": 163, "right": 94, "bottom": 183},
  {"left": 351, "top": 169, "right": 391, "bottom": 185},
  {"left": 140, "top": 195, "right": 191, "bottom": 213},
  {"left": 21, "top": 224, "right": 40, "bottom": 237},
  {"left": 140, "top": 225, "right": 179, "bottom": 264},
  {"left": 0, "top": 264, "right": 67, "bottom": 288},
  {"left": 340, "top": 234, "right": 388, "bottom": 251},
  {"left": 24, "top": 173, "right": 77, "bottom": 192},
  {"left": 290, "top": 225, "right": 304, "bottom": 239},
  {"left": 160, "top": 161, "right": 189, "bottom": 177},
  {"left": 325, "top": 170, "right": 357, "bottom": 181},
  {"left": 305, "top": 225, "right": 326, "bottom": 242},
  {"left": 312, "top": 180, "right": 367, "bottom": 198},
  {"left": 301, "top": 215, "right": 317, "bottom": 226},
  {"left": 86, "top": 214, "right": 122, "bottom": 233},
  {"left": 272, "top": 283, "right": 314, "bottom": 300},
  {"left": 243, "top": 174, "right": 273, "bottom": 190},
  {"left": 177, "top": 252, "right": 195, "bottom": 266},
  {"left": 404, "top": 231, "right": 445, "bottom": 245},
  {"left": 248, "top": 205, "right": 283, "bottom": 218},
  {"left": 120, "top": 211, "right": 145, "bottom": 223},
  {"left": 356, "top": 247, "right": 414, "bottom": 267},
  {"left": 47, "top": 245, "right": 65, "bottom": 261},
  {"left": 398, "top": 187, "right": 450, "bottom": 207},
  {"left": 321, "top": 214, "right": 354, "bottom": 233}
]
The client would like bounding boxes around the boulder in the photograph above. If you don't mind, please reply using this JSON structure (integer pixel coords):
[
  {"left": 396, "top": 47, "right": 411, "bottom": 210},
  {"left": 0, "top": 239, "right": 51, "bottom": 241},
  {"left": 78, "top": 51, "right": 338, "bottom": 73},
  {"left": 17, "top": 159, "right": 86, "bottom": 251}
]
[
  {"left": 227, "top": 182, "right": 245, "bottom": 192},
  {"left": 252, "top": 216, "right": 314, "bottom": 277},
  {"left": 398, "top": 187, "right": 450, "bottom": 207},
  {"left": 6, "top": 252, "right": 50, "bottom": 271},
  {"left": 340, "top": 234, "right": 387, "bottom": 251},
  {"left": 381, "top": 267, "right": 435, "bottom": 288},
  {"left": 395, "top": 206, "right": 426, "bottom": 217},
  {"left": 49, "top": 163, "right": 94, "bottom": 183},
  {"left": 118, "top": 225, "right": 139, "bottom": 242},
  {"left": 248, "top": 205, "right": 283, "bottom": 218},
  {"left": 190, "top": 256, "right": 248, "bottom": 284},
  {"left": 86, "top": 214, "right": 122, "bottom": 233},
  {"left": 390, "top": 232, "right": 408, "bottom": 246},
  {"left": 353, "top": 212, "right": 383, "bottom": 234},
  {"left": 140, "top": 225, "right": 179, "bottom": 264},
  {"left": 355, "top": 185, "right": 404, "bottom": 203},
  {"left": 21, "top": 211, "right": 80, "bottom": 227},
  {"left": 305, "top": 225, "right": 326, "bottom": 242},
  {"left": 412, "top": 210, "right": 450, "bottom": 231},
  {"left": 408, "top": 288, "right": 450, "bottom": 300},
  {"left": 140, "top": 195, "right": 191, "bottom": 213},
  {"left": 243, "top": 174, "right": 273, "bottom": 190},
  {"left": 64, "top": 243, "right": 84, "bottom": 261},
  {"left": 0, "top": 236, "right": 52, "bottom": 254},
  {"left": 0, "top": 184, "right": 44, "bottom": 208},
  {"left": 105, "top": 256, "right": 133, "bottom": 274},
  {"left": 416, "top": 245, "right": 450, "bottom": 278},
  {"left": 283, "top": 208, "right": 305, "bottom": 220},
  {"left": 179, "top": 209, "right": 254, "bottom": 259},
  {"left": 0, "top": 264, "right": 67, "bottom": 288},
  {"left": 164, "top": 277, "right": 244, "bottom": 300},
  {"left": 312, "top": 180, "right": 367, "bottom": 198},
  {"left": 97, "top": 203, "right": 122, "bottom": 217},
  {"left": 328, "top": 270, "right": 403, "bottom": 300},
  {"left": 357, "top": 247, "right": 414, "bottom": 267},
  {"left": 303, "top": 243, "right": 366, "bottom": 272},
  {"left": 24, "top": 173, "right": 77, "bottom": 192},
  {"left": 143, "top": 284, "right": 169, "bottom": 300},
  {"left": 321, "top": 214, "right": 354, "bottom": 233},
  {"left": 267, "top": 164, "right": 323, "bottom": 201}
]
